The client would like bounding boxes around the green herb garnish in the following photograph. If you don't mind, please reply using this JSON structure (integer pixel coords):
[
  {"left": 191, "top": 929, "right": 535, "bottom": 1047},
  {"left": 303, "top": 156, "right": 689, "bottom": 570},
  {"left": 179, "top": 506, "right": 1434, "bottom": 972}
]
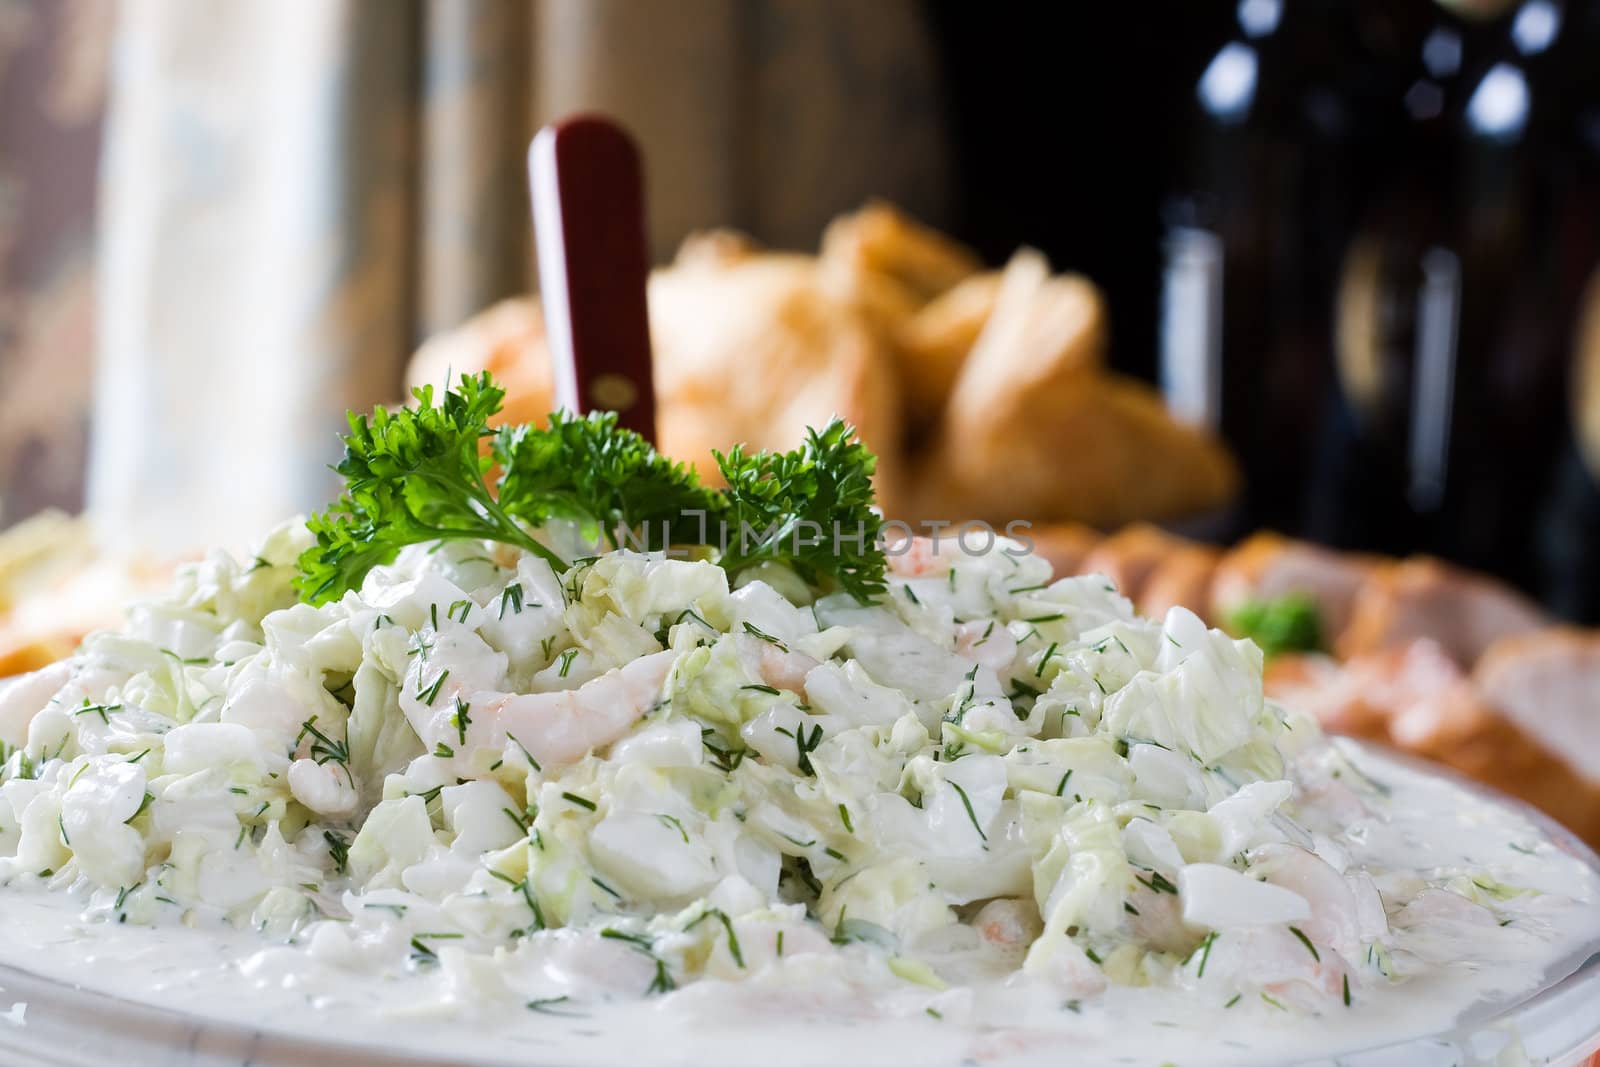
[
  {"left": 73, "top": 700, "right": 122, "bottom": 723},
  {"left": 297, "top": 717, "right": 352, "bottom": 785},
  {"left": 713, "top": 419, "right": 885, "bottom": 603},
  {"left": 323, "top": 830, "right": 350, "bottom": 873},
  {"left": 556, "top": 649, "right": 580, "bottom": 678},
  {"left": 296, "top": 375, "right": 888, "bottom": 607},
  {"left": 1289, "top": 925, "right": 1320, "bottom": 962},
  {"left": 1135, "top": 870, "right": 1178, "bottom": 895},
  {"left": 494, "top": 409, "right": 718, "bottom": 552},
  {"left": 948, "top": 780, "right": 988, "bottom": 843},
  {"left": 526, "top": 996, "right": 583, "bottom": 1016},
  {"left": 297, "top": 373, "right": 563, "bottom": 604},
  {"left": 1223, "top": 593, "right": 1323, "bottom": 657},
  {"left": 416, "top": 668, "right": 450, "bottom": 706}
]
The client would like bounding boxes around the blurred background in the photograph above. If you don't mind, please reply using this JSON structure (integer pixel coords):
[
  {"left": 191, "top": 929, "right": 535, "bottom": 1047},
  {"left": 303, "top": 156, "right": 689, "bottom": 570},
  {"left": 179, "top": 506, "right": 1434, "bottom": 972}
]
[
  {"left": 2, "top": 0, "right": 1600, "bottom": 840},
  {"left": 4, "top": 0, "right": 1600, "bottom": 616}
]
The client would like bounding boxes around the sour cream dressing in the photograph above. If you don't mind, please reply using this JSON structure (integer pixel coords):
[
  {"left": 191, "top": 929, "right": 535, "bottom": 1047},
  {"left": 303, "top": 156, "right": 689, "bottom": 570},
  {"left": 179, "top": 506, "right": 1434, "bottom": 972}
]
[
  {"left": 1, "top": 526, "right": 1597, "bottom": 1065},
  {"left": 0, "top": 743, "right": 1595, "bottom": 1066}
]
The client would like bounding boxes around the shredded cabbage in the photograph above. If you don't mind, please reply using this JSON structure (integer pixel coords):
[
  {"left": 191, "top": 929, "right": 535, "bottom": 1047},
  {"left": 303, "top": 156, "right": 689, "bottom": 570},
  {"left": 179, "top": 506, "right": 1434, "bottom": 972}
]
[{"left": 0, "top": 524, "right": 1548, "bottom": 1013}]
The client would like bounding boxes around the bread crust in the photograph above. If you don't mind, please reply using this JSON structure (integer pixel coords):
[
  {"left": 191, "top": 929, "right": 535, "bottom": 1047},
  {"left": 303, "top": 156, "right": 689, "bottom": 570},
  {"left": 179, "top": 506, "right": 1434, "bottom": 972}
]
[
  {"left": 1077, "top": 524, "right": 1195, "bottom": 606},
  {"left": 1209, "top": 532, "right": 1381, "bottom": 641},
  {"left": 1137, "top": 543, "right": 1222, "bottom": 621},
  {"left": 1337, "top": 557, "right": 1547, "bottom": 666},
  {"left": 919, "top": 373, "right": 1239, "bottom": 528},
  {"left": 1267, "top": 640, "right": 1600, "bottom": 846},
  {"left": 1023, "top": 522, "right": 1102, "bottom": 579}
]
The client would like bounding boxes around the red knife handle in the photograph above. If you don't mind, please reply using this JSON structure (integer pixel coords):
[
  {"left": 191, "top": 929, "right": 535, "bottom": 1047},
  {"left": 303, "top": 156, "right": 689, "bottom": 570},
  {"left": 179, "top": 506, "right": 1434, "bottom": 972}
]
[{"left": 530, "top": 115, "right": 657, "bottom": 443}]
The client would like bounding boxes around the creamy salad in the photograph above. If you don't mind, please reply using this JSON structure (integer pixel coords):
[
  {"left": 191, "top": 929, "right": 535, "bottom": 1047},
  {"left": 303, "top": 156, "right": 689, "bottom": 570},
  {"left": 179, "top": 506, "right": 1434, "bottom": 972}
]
[
  {"left": 1, "top": 375, "right": 1598, "bottom": 1065},
  {"left": 1, "top": 524, "right": 1597, "bottom": 1065}
]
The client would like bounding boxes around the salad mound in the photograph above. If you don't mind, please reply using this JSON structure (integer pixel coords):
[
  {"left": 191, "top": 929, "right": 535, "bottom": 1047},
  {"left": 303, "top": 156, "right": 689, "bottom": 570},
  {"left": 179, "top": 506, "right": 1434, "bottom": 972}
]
[{"left": 0, "top": 379, "right": 1564, "bottom": 1020}]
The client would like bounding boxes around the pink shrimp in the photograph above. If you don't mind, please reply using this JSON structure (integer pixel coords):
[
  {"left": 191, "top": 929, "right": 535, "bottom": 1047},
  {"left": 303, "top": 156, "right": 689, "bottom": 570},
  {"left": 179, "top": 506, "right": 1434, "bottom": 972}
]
[
  {"left": 972, "top": 898, "right": 1043, "bottom": 969},
  {"left": 1246, "top": 843, "right": 1363, "bottom": 959},
  {"left": 955, "top": 619, "right": 1017, "bottom": 673},
  {"left": 886, "top": 536, "right": 955, "bottom": 579},
  {"left": 467, "top": 650, "right": 680, "bottom": 771},
  {"left": 1201, "top": 925, "right": 1351, "bottom": 1010},
  {"left": 732, "top": 634, "right": 819, "bottom": 695}
]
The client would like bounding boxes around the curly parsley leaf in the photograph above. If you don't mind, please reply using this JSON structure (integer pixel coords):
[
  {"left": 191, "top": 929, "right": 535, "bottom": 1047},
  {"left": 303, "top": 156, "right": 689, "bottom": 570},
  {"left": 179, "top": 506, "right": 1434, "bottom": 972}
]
[
  {"left": 1223, "top": 593, "right": 1323, "bottom": 657},
  {"left": 713, "top": 418, "right": 885, "bottom": 602},
  {"left": 295, "top": 372, "right": 562, "bottom": 605},
  {"left": 296, "top": 377, "right": 889, "bottom": 605},
  {"left": 494, "top": 410, "right": 721, "bottom": 551}
]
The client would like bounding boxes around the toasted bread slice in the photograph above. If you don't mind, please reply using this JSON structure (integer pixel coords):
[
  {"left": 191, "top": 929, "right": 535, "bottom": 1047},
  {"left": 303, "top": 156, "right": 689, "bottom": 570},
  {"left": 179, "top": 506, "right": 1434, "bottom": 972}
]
[
  {"left": 941, "top": 250, "right": 1104, "bottom": 419},
  {"left": 1078, "top": 523, "right": 1193, "bottom": 605},
  {"left": 1267, "top": 639, "right": 1600, "bottom": 846},
  {"left": 648, "top": 247, "right": 906, "bottom": 510},
  {"left": 819, "top": 201, "right": 981, "bottom": 305},
  {"left": 919, "top": 373, "right": 1239, "bottom": 528},
  {"left": 1337, "top": 557, "right": 1547, "bottom": 666},
  {"left": 892, "top": 271, "right": 1003, "bottom": 427},
  {"left": 914, "top": 247, "right": 1235, "bottom": 527},
  {"left": 1024, "top": 522, "right": 1102, "bottom": 579},
  {"left": 0, "top": 634, "right": 78, "bottom": 680},
  {"left": 406, "top": 298, "right": 554, "bottom": 430},
  {"left": 1138, "top": 542, "right": 1222, "bottom": 621},
  {"left": 1210, "top": 532, "right": 1382, "bottom": 643},
  {"left": 1474, "top": 628, "right": 1600, "bottom": 784}
]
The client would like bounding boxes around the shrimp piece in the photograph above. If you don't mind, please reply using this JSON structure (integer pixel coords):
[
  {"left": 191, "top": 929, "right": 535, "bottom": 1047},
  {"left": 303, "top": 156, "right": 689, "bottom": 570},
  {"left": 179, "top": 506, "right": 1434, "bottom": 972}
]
[
  {"left": 955, "top": 620, "right": 1016, "bottom": 673},
  {"left": 731, "top": 634, "right": 819, "bottom": 695},
  {"left": 1026, "top": 934, "right": 1109, "bottom": 998},
  {"left": 1392, "top": 886, "right": 1497, "bottom": 930},
  {"left": 1197, "top": 925, "right": 1350, "bottom": 1010},
  {"left": 288, "top": 758, "right": 358, "bottom": 817},
  {"left": 472, "top": 650, "right": 680, "bottom": 771},
  {"left": 972, "top": 898, "right": 1043, "bottom": 969},
  {"left": 545, "top": 930, "right": 663, "bottom": 996},
  {"left": 700, "top": 917, "right": 832, "bottom": 979},
  {"left": 0, "top": 660, "right": 72, "bottom": 747},
  {"left": 398, "top": 629, "right": 510, "bottom": 751},
  {"left": 1246, "top": 844, "right": 1363, "bottom": 960},
  {"left": 224, "top": 671, "right": 338, "bottom": 755},
  {"left": 1291, "top": 751, "right": 1373, "bottom": 830},
  {"left": 1125, "top": 883, "right": 1191, "bottom": 955},
  {"left": 1391, "top": 887, "right": 1526, "bottom": 965},
  {"left": 887, "top": 536, "right": 954, "bottom": 579}
]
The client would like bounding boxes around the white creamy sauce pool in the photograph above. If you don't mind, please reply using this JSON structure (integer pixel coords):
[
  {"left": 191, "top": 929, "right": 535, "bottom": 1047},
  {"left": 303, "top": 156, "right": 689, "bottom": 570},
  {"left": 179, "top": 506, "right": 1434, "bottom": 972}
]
[{"left": 3, "top": 742, "right": 1596, "bottom": 1067}]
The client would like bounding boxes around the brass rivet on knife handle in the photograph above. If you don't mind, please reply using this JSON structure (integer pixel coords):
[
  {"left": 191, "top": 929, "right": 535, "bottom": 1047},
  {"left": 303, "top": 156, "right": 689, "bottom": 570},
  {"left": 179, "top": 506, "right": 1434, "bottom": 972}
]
[{"left": 529, "top": 114, "right": 658, "bottom": 444}]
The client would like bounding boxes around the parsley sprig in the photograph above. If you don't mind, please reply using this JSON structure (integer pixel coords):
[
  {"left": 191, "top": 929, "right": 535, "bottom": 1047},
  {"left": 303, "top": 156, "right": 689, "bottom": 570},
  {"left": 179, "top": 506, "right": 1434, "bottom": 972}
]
[
  {"left": 713, "top": 420, "right": 887, "bottom": 602},
  {"left": 297, "top": 374, "right": 560, "bottom": 604},
  {"left": 495, "top": 410, "right": 718, "bottom": 551},
  {"left": 296, "top": 372, "right": 886, "bottom": 604},
  {"left": 1223, "top": 593, "right": 1323, "bottom": 658}
]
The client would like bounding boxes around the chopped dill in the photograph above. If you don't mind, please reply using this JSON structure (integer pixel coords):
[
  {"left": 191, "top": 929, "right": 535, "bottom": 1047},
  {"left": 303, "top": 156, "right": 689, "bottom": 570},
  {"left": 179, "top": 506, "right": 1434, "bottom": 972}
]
[{"left": 948, "top": 780, "right": 988, "bottom": 843}]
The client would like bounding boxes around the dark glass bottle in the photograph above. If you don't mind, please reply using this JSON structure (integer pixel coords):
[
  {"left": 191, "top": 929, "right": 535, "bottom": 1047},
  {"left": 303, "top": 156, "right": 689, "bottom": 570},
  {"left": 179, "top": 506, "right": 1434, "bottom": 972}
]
[
  {"left": 1532, "top": 0, "right": 1600, "bottom": 622},
  {"left": 1159, "top": 0, "right": 1372, "bottom": 534},
  {"left": 1311, "top": 0, "right": 1585, "bottom": 600}
]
